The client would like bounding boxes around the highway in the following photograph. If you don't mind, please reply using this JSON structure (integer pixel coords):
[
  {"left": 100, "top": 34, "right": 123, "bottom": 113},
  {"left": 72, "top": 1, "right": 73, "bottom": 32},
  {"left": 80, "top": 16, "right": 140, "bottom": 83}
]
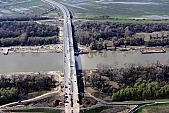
[
  {"left": 0, "top": 1, "right": 166, "bottom": 113},
  {"left": 43, "top": 0, "right": 80, "bottom": 113}
]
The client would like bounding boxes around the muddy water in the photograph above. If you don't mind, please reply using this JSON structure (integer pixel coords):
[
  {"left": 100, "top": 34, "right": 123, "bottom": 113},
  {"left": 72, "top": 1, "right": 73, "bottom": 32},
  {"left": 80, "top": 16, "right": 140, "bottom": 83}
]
[{"left": 0, "top": 49, "right": 169, "bottom": 73}]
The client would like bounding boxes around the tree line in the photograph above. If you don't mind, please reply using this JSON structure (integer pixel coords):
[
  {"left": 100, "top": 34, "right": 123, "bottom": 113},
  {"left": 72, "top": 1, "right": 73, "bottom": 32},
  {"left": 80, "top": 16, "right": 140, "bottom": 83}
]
[
  {"left": 145, "top": 37, "right": 169, "bottom": 47},
  {"left": 0, "top": 88, "right": 18, "bottom": 105},
  {"left": 74, "top": 22, "right": 169, "bottom": 49},
  {"left": 85, "top": 61, "right": 169, "bottom": 101},
  {"left": 0, "top": 21, "right": 59, "bottom": 46},
  {"left": 0, "top": 73, "right": 56, "bottom": 105},
  {"left": 0, "top": 15, "right": 50, "bottom": 21},
  {"left": 112, "top": 81, "right": 169, "bottom": 101},
  {"left": 110, "top": 62, "right": 169, "bottom": 101}
]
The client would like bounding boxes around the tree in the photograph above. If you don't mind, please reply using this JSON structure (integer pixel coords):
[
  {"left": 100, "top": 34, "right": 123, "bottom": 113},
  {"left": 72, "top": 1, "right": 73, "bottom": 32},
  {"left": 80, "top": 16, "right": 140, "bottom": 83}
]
[
  {"left": 19, "top": 33, "right": 27, "bottom": 46},
  {"left": 103, "top": 40, "right": 108, "bottom": 49},
  {"left": 124, "top": 40, "right": 127, "bottom": 48},
  {"left": 124, "top": 26, "right": 131, "bottom": 38}
]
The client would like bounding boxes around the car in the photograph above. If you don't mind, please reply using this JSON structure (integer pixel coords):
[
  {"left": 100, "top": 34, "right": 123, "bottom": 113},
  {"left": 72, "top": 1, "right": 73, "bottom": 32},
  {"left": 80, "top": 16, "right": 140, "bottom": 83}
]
[
  {"left": 18, "top": 100, "right": 21, "bottom": 103},
  {"left": 74, "top": 51, "right": 79, "bottom": 56},
  {"left": 65, "top": 101, "right": 69, "bottom": 103}
]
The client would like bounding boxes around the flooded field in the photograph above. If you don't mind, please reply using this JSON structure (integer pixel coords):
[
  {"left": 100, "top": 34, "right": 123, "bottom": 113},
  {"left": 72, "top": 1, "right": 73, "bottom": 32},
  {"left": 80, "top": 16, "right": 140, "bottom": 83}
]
[
  {"left": 0, "top": 0, "right": 51, "bottom": 17},
  {"left": 59, "top": 0, "right": 169, "bottom": 19},
  {"left": 95, "top": 1, "right": 159, "bottom": 5},
  {"left": 12, "top": 7, "right": 29, "bottom": 12}
]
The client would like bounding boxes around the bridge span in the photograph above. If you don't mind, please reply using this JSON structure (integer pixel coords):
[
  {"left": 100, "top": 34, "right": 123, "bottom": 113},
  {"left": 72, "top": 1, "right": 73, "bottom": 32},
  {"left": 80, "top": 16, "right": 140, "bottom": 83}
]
[{"left": 43, "top": 0, "right": 84, "bottom": 113}]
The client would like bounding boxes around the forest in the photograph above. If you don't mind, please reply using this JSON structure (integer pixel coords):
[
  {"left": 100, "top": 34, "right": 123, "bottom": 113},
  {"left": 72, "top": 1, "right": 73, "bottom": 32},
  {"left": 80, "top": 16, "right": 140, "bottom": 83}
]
[
  {"left": 0, "top": 73, "right": 56, "bottom": 105},
  {"left": 85, "top": 61, "right": 169, "bottom": 101},
  {"left": 74, "top": 22, "right": 169, "bottom": 50},
  {"left": 0, "top": 21, "right": 59, "bottom": 47}
]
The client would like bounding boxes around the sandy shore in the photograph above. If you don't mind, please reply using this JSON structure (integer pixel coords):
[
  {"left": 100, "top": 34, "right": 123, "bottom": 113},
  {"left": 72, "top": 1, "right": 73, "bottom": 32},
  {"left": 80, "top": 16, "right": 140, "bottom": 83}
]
[
  {"left": 1, "top": 44, "right": 157, "bottom": 55},
  {"left": 0, "top": 44, "right": 64, "bottom": 54},
  {"left": 0, "top": 44, "right": 90, "bottom": 54},
  {"left": 0, "top": 71, "right": 64, "bottom": 81}
]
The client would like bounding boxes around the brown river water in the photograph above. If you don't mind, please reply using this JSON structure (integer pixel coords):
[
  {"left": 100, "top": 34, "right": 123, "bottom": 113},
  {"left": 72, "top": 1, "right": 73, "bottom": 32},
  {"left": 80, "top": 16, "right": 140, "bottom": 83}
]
[{"left": 0, "top": 49, "right": 169, "bottom": 74}]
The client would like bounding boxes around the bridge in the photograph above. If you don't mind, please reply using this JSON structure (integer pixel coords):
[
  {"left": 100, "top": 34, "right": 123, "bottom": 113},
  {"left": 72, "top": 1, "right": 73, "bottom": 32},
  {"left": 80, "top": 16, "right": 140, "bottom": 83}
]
[{"left": 43, "top": 0, "right": 84, "bottom": 113}]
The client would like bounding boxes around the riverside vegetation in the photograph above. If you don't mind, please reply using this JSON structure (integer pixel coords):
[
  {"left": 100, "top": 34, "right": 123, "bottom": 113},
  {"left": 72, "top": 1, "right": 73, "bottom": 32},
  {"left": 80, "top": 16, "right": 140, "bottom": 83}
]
[
  {"left": 0, "top": 73, "right": 56, "bottom": 105},
  {"left": 74, "top": 22, "right": 169, "bottom": 50},
  {"left": 85, "top": 61, "right": 169, "bottom": 101},
  {"left": 1, "top": 21, "right": 169, "bottom": 49},
  {"left": 0, "top": 21, "right": 59, "bottom": 47}
]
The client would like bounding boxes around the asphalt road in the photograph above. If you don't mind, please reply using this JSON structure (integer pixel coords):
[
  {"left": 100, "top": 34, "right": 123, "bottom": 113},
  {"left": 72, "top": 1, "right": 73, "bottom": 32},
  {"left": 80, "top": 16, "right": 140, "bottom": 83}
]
[
  {"left": 43, "top": 0, "right": 80, "bottom": 113},
  {"left": 0, "top": 1, "right": 165, "bottom": 113}
]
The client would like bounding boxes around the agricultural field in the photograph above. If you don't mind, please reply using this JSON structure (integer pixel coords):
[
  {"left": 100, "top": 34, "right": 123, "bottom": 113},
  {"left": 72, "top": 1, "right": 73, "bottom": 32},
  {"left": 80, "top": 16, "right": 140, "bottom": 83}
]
[
  {"left": 54, "top": 0, "right": 169, "bottom": 20},
  {"left": 0, "top": 0, "right": 51, "bottom": 18}
]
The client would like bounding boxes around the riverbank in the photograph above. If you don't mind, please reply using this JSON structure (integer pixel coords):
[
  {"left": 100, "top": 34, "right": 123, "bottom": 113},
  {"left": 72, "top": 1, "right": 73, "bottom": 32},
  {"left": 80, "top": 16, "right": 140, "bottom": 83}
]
[
  {"left": 0, "top": 44, "right": 90, "bottom": 55},
  {"left": 3, "top": 69, "right": 167, "bottom": 113},
  {"left": 1, "top": 43, "right": 168, "bottom": 55},
  {"left": 0, "top": 44, "right": 64, "bottom": 54},
  {"left": 0, "top": 69, "right": 136, "bottom": 113},
  {"left": 0, "top": 71, "right": 63, "bottom": 78},
  {"left": 0, "top": 71, "right": 64, "bottom": 94},
  {"left": 0, "top": 70, "right": 101, "bottom": 110}
]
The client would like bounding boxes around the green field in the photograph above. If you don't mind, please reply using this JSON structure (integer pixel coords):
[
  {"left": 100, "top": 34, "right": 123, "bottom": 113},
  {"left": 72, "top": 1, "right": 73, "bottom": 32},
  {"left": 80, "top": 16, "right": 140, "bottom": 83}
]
[
  {"left": 112, "top": 99, "right": 169, "bottom": 105},
  {"left": 6, "top": 108, "right": 62, "bottom": 113},
  {"left": 1, "top": 0, "right": 169, "bottom": 22},
  {"left": 0, "top": 0, "right": 51, "bottom": 17},
  {"left": 53, "top": 0, "right": 169, "bottom": 20},
  {"left": 6, "top": 106, "right": 125, "bottom": 113},
  {"left": 84, "top": 106, "right": 114, "bottom": 113},
  {"left": 136, "top": 103, "right": 169, "bottom": 113},
  {"left": 90, "top": 18, "right": 169, "bottom": 24}
]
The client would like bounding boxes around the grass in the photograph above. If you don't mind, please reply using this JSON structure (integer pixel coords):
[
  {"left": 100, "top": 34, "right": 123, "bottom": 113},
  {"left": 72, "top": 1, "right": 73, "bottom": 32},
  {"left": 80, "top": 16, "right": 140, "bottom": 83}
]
[
  {"left": 6, "top": 106, "right": 117, "bottom": 113},
  {"left": 2, "top": 0, "right": 169, "bottom": 23},
  {"left": 112, "top": 99, "right": 169, "bottom": 104},
  {"left": 48, "top": 12, "right": 58, "bottom": 18},
  {"left": 90, "top": 18, "right": 169, "bottom": 24},
  {"left": 24, "top": 90, "right": 49, "bottom": 99},
  {"left": 135, "top": 103, "right": 169, "bottom": 113},
  {"left": 0, "top": 0, "right": 51, "bottom": 17},
  {"left": 5, "top": 106, "right": 124, "bottom": 113},
  {"left": 54, "top": 0, "right": 169, "bottom": 20},
  {"left": 6, "top": 108, "right": 62, "bottom": 113},
  {"left": 84, "top": 106, "right": 114, "bottom": 113}
]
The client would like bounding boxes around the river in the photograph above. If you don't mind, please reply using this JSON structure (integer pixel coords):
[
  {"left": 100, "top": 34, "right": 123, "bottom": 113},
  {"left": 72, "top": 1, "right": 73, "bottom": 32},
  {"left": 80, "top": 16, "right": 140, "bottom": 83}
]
[{"left": 0, "top": 49, "right": 169, "bottom": 74}]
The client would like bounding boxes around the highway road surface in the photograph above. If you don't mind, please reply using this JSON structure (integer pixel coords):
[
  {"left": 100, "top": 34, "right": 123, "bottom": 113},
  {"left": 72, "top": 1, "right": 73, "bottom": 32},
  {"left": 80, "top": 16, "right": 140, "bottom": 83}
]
[{"left": 43, "top": 0, "right": 80, "bottom": 113}]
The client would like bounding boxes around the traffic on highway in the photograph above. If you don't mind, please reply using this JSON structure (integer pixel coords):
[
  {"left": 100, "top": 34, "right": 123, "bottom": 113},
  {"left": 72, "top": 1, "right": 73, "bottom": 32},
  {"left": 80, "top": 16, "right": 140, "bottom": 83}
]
[{"left": 43, "top": 0, "right": 80, "bottom": 113}]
